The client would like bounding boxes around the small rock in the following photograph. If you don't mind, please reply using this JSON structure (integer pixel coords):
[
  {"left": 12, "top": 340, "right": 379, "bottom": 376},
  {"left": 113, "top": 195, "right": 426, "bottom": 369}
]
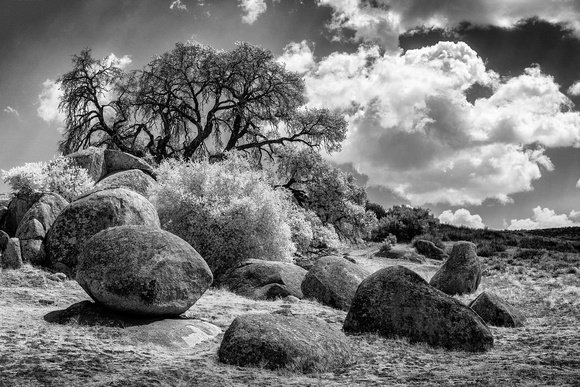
[
  {"left": 47, "top": 272, "right": 67, "bottom": 282},
  {"left": 469, "top": 292, "right": 526, "bottom": 328},
  {"left": 1, "top": 238, "right": 22, "bottom": 269}
]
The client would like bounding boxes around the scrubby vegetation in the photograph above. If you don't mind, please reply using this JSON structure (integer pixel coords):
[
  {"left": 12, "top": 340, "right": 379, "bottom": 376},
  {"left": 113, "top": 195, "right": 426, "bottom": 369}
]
[{"left": 1, "top": 156, "right": 95, "bottom": 201}]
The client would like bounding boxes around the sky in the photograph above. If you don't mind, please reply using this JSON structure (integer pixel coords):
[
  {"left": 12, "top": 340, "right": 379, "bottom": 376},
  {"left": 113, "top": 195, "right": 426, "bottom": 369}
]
[{"left": 2, "top": 0, "right": 580, "bottom": 230}]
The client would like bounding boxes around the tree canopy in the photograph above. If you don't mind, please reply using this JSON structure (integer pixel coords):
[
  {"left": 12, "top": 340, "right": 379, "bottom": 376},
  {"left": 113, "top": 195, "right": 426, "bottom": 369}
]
[{"left": 58, "top": 42, "right": 347, "bottom": 163}]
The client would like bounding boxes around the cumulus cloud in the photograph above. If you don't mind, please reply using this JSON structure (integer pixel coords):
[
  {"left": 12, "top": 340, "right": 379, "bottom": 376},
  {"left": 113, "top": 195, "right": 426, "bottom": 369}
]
[
  {"left": 568, "top": 81, "right": 580, "bottom": 96},
  {"left": 318, "top": 0, "right": 580, "bottom": 48},
  {"left": 277, "top": 41, "right": 316, "bottom": 74},
  {"left": 439, "top": 209, "right": 486, "bottom": 229},
  {"left": 37, "top": 79, "right": 64, "bottom": 125},
  {"left": 301, "top": 41, "right": 580, "bottom": 206},
  {"left": 170, "top": 0, "right": 187, "bottom": 11},
  {"left": 3, "top": 106, "right": 20, "bottom": 118},
  {"left": 239, "top": 0, "right": 267, "bottom": 24},
  {"left": 506, "top": 206, "right": 580, "bottom": 230},
  {"left": 103, "top": 53, "right": 132, "bottom": 70}
]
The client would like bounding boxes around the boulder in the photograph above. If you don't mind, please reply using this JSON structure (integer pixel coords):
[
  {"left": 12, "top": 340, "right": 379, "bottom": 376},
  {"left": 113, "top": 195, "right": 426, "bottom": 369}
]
[
  {"left": 15, "top": 192, "right": 68, "bottom": 236},
  {"left": 414, "top": 239, "right": 448, "bottom": 261},
  {"left": 20, "top": 239, "right": 46, "bottom": 266},
  {"left": 46, "top": 188, "right": 160, "bottom": 277},
  {"left": 430, "top": 242, "right": 482, "bottom": 295},
  {"left": 104, "top": 149, "right": 156, "bottom": 179},
  {"left": 0, "top": 230, "right": 9, "bottom": 254},
  {"left": 16, "top": 218, "right": 45, "bottom": 240},
  {"left": 469, "top": 292, "right": 526, "bottom": 328},
  {"left": 218, "top": 313, "right": 352, "bottom": 373},
  {"left": 301, "top": 256, "right": 369, "bottom": 311},
  {"left": 67, "top": 147, "right": 107, "bottom": 182},
  {"left": 343, "top": 265, "right": 493, "bottom": 352},
  {"left": 76, "top": 225, "right": 212, "bottom": 316},
  {"left": 90, "top": 169, "right": 157, "bottom": 198},
  {"left": 2, "top": 192, "right": 43, "bottom": 236},
  {"left": 1, "top": 238, "right": 23, "bottom": 269},
  {"left": 218, "top": 259, "right": 307, "bottom": 300}
]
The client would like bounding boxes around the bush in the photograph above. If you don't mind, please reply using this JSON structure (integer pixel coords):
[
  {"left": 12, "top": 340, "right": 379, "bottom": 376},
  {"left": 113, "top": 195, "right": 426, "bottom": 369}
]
[
  {"left": 152, "top": 153, "right": 296, "bottom": 277},
  {"left": 371, "top": 205, "right": 439, "bottom": 243},
  {"left": 476, "top": 240, "right": 507, "bottom": 257},
  {"left": 2, "top": 156, "right": 95, "bottom": 201},
  {"left": 410, "top": 233, "right": 445, "bottom": 250},
  {"left": 374, "top": 242, "right": 392, "bottom": 258}
]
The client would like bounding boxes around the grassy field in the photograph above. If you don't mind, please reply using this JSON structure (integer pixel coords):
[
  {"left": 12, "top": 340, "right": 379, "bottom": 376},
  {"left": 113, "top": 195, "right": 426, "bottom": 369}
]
[{"left": 1, "top": 244, "right": 579, "bottom": 386}]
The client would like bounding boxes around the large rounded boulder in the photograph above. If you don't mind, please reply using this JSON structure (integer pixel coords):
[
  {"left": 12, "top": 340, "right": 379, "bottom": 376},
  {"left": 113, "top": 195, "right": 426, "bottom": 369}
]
[
  {"left": 91, "top": 170, "right": 157, "bottom": 198},
  {"left": 218, "top": 313, "right": 352, "bottom": 373},
  {"left": 218, "top": 259, "right": 307, "bottom": 300},
  {"left": 67, "top": 147, "right": 107, "bottom": 182},
  {"left": 429, "top": 241, "right": 482, "bottom": 295},
  {"left": 76, "top": 225, "right": 213, "bottom": 316},
  {"left": 343, "top": 265, "right": 493, "bottom": 352},
  {"left": 301, "top": 256, "right": 369, "bottom": 311},
  {"left": 469, "top": 292, "right": 526, "bottom": 328},
  {"left": 46, "top": 188, "right": 160, "bottom": 277}
]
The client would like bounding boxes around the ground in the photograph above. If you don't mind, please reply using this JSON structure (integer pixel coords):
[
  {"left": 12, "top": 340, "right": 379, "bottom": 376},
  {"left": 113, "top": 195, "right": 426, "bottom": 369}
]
[{"left": 1, "top": 243, "right": 579, "bottom": 386}]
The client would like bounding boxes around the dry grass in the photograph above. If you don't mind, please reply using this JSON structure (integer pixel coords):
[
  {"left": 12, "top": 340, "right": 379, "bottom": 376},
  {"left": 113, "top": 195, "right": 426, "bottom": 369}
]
[{"left": 1, "top": 245, "right": 579, "bottom": 387}]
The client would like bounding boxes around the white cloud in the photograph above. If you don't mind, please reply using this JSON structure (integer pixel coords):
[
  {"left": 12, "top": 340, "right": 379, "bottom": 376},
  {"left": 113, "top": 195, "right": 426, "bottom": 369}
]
[
  {"left": 277, "top": 41, "right": 316, "bottom": 74},
  {"left": 318, "top": 0, "right": 580, "bottom": 47},
  {"left": 568, "top": 81, "right": 580, "bottom": 96},
  {"left": 3, "top": 106, "right": 20, "bottom": 118},
  {"left": 170, "top": 0, "right": 187, "bottom": 11},
  {"left": 37, "top": 79, "right": 64, "bottom": 125},
  {"left": 103, "top": 53, "right": 132, "bottom": 70},
  {"left": 239, "top": 0, "right": 267, "bottom": 24},
  {"left": 439, "top": 209, "right": 486, "bottom": 229},
  {"left": 506, "top": 206, "right": 580, "bottom": 230},
  {"left": 301, "top": 41, "right": 580, "bottom": 206}
]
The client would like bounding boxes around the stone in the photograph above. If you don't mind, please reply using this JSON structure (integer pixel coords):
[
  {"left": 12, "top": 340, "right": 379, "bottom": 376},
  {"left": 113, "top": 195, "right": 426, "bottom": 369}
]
[
  {"left": 91, "top": 169, "right": 158, "bottom": 198},
  {"left": 76, "top": 225, "right": 213, "bottom": 316},
  {"left": 1, "top": 238, "right": 23, "bottom": 269},
  {"left": 414, "top": 239, "right": 448, "bottom": 261},
  {"left": 20, "top": 239, "right": 46, "bottom": 266},
  {"left": 2, "top": 192, "right": 43, "bottom": 236},
  {"left": 16, "top": 218, "right": 45, "bottom": 240},
  {"left": 47, "top": 273, "right": 67, "bottom": 282},
  {"left": 218, "top": 313, "right": 352, "bottom": 373},
  {"left": 15, "top": 192, "right": 68, "bottom": 237},
  {"left": 46, "top": 188, "right": 160, "bottom": 277},
  {"left": 45, "top": 300, "right": 221, "bottom": 349},
  {"left": 104, "top": 149, "right": 156, "bottom": 179},
  {"left": 218, "top": 259, "right": 307, "bottom": 300},
  {"left": 67, "top": 147, "right": 107, "bottom": 182},
  {"left": 344, "top": 266, "right": 493, "bottom": 352},
  {"left": 0, "top": 230, "right": 9, "bottom": 254},
  {"left": 469, "top": 292, "right": 526, "bottom": 328},
  {"left": 301, "top": 256, "right": 369, "bottom": 311},
  {"left": 430, "top": 242, "right": 482, "bottom": 295}
]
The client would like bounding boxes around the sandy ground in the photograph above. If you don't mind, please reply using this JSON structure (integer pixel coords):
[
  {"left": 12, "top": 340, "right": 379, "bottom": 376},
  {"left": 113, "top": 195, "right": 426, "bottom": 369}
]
[{"left": 1, "top": 244, "right": 579, "bottom": 386}]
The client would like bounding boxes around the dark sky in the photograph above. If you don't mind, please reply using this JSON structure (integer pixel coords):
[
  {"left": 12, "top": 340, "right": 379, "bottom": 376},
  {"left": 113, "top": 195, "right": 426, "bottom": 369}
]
[{"left": 2, "top": 0, "right": 580, "bottom": 230}]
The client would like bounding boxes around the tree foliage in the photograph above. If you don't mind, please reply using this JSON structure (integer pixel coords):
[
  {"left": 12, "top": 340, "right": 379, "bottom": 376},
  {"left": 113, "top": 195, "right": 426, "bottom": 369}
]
[
  {"left": 275, "top": 146, "right": 377, "bottom": 242},
  {"left": 58, "top": 43, "right": 347, "bottom": 163}
]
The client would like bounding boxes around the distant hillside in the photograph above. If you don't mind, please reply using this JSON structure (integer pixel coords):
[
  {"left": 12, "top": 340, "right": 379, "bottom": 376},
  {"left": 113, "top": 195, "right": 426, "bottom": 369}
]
[{"left": 525, "top": 227, "right": 580, "bottom": 242}]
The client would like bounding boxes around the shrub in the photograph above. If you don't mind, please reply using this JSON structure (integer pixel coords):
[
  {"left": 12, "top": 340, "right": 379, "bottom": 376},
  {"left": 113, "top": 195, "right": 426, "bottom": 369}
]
[
  {"left": 2, "top": 156, "right": 95, "bottom": 201},
  {"left": 476, "top": 240, "right": 507, "bottom": 257},
  {"left": 371, "top": 205, "right": 439, "bottom": 243},
  {"left": 375, "top": 242, "right": 392, "bottom": 258},
  {"left": 152, "top": 153, "right": 296, "bottom": 277}
]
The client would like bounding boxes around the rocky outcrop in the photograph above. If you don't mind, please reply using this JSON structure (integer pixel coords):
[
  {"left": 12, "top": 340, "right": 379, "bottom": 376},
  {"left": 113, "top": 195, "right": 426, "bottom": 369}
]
[
  {"left": 46, "top": 188, "right": 160, "bottom": 277},
  {"left": 218, "top": 259, "right": 307, "bottom": 300},
  {"left": 469, "top": 292, "right": 526, "bottom": 328},
  {"left": 218, "top": 313, "right": 352, "bottom": 373},
  {"left": 343, "top": 265, "right": 493, "bottom": 352},
  {"left": 301, "top": 256, "right": 369, "bottom": 311},
  {"left": 414, "top": 239, "right": 448, "bottom": 261},
  {"left": 430, "top": 242, "right": 482, "bottom": 295},
  {"left": 76, "top": 225, "right": 212, "bottom": 316},
  {"left": 1, "top": 192, "right": 43, "bottom": 236},
  {"left": 1, "top": 238, "right": 23, "bottom": 269}
]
